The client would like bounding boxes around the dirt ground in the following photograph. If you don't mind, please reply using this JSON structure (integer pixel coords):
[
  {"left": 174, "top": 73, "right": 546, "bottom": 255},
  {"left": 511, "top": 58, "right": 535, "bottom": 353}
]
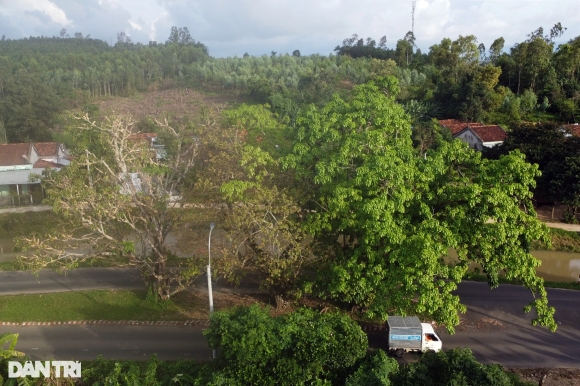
[
  {"left": 508, "top": 368, "right": 580, "bottom": 386},
  {"left": 93, "top": 86, "right": 236, "bottom": 122}
]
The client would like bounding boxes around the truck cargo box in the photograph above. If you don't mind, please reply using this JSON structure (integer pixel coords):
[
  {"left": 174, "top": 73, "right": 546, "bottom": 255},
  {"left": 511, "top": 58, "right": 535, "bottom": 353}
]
[{"left": 386, "top": 316, "right": 423, "bottom": 351}]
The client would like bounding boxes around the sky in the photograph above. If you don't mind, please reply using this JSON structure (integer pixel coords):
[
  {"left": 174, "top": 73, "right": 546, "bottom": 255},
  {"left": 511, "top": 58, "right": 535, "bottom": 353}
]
[{"left": 0, "top": 0, "right": 579, "bottom": 58}]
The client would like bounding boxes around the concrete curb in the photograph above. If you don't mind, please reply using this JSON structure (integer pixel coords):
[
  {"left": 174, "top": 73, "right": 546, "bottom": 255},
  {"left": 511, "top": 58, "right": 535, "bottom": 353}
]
[{"left": 0, "top": 320, "right": 211, "bottom": 327}]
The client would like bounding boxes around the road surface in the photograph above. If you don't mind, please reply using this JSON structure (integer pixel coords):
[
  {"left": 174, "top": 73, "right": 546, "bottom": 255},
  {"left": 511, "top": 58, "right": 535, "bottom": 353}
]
[
  {"left": 369, "top": 282, "right": 580, "bottom": 367},
  {"left": 0, "top": 268, "right": 144, "bottom": 295},
  {"left": 0, "top": 269, "right": 578, "bottom": 367},
  {"left": 0, "top": 325, "right": 212, "bottom": 361}
]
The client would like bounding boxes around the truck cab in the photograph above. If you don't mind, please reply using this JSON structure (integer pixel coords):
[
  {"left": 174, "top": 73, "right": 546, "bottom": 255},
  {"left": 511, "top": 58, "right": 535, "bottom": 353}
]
[{"left": 421, "top": 323, "right": 442, "bottom": 352}]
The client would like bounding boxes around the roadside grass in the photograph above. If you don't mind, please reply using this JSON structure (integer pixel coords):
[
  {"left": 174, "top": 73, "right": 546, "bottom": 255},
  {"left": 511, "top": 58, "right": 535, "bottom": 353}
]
[
  {"left": 0, "top": 262, "right": 18, "bottom": 271},
  {"left": 531, "top": 227, "right": 580, "bottom": 253},
  {"left": 0, "top": 289, "right": 278, "bottom": 322},
  {"left": 0, "top": 211, "right": 57, "bottom": 239},
  {"left": 463, "top": 272, "right": 580, "bottom": 290},
  {"left": 0, "top": 290, "right": 195, "bottom": 322},
  {"left": 0, "top": 256, "right": 132, "bottom": 271}
]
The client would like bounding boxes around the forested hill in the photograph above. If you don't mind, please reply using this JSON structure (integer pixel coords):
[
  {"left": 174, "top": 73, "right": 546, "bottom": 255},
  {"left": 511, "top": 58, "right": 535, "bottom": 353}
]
[
  {"left": 0, "top": 36, "right": 111, "bottom": 55},
  {"left": 1, "top": 23, "right": 579, "bottom": 144},
  {"left": 0, "top": 28, "right": 210, "bottom": 142}
]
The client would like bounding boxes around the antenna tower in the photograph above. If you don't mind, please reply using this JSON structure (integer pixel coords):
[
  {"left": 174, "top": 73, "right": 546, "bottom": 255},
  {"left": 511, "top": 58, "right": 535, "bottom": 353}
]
[{"left": 412, "top": 1, "right": 416, "bottom": 35}]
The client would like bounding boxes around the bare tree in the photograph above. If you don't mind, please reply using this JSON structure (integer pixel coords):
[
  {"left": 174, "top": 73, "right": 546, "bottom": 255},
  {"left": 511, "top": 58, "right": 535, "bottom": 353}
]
[{"left": 17, "top": 115, "right": 202, "bottom": 300}]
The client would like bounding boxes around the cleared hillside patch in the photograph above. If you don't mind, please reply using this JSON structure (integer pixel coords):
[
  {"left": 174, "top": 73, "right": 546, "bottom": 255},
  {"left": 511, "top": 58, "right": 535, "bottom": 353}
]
[{"left": 92, "top": 87, "right": 237, "bottom": 122}]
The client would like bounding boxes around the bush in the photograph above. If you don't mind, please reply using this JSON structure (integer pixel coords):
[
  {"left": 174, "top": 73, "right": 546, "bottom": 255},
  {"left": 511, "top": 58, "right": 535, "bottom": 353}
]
[
  {"left": 204, "top": 305, "right": 368, "bottom": 385},
  {"left": 345, "top": 350, "right": 398, "bottom": 386},
  {"left": 81, "top": 355, "right": 210, "bottom": 386},
  {"left": 391, "top": 348, "right": 524, "bottom": 386}
]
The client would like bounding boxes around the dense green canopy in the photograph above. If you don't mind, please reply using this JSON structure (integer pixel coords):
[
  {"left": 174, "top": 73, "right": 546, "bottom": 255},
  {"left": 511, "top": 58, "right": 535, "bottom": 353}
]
[{"left": 285, "top": 77, "right": 554, "bottom": 331}]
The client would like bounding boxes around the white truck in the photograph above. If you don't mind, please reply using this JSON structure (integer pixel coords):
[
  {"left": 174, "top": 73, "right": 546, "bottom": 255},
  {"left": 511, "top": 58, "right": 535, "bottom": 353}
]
[{"left": 386, "top": 315, "right": 442, "bottom": 357}]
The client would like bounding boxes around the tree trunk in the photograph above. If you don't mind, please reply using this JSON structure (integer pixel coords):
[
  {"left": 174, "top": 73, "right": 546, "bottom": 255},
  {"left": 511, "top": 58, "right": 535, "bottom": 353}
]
[
  {"left": 273, "top": 293, "right": 285, "bottom": 309},
  {"left": 153, "top": 260, "right": 171, "bottom": 300}
]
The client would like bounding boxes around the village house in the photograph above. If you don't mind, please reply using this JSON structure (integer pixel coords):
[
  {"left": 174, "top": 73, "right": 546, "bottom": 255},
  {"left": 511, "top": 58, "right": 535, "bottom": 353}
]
[
  {"left": 453, "top": 125, "right": 508, "bottom": 150},
  {"left": 439, "top": 119, "right": 508, "bottom": 150},
  {"left": 561, "top": 123, "right": 580, "bottom": 137},
  {"left": 0, "top": 142, "right": 69, "bottom": 206},
  {"left": 439, "top": 119, "right": 484, "bottom": 136},
  {"left": 127, "top": 132, "right": 167, "bottom": 160}
]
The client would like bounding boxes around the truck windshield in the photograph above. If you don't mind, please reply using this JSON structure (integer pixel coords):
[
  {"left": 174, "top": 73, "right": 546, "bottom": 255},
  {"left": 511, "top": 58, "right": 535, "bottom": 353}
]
[{"left": 424, "top": 333, "right": 439, "bottom": 342}]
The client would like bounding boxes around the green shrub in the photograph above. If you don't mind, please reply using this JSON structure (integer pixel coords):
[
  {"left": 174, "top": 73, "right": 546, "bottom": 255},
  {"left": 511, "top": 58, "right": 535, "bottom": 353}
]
[
  {"left": 391, "top": 348, "right": 527, "bottom": 386},
  {"left": 204, "top": 304, "right": 368, "bottom": 385}
]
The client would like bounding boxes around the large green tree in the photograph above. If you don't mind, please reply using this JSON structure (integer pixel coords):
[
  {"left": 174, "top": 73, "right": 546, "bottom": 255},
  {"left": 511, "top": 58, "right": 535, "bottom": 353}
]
[{"left": 285, "top": 77, "right": 555, "bottom": 332}]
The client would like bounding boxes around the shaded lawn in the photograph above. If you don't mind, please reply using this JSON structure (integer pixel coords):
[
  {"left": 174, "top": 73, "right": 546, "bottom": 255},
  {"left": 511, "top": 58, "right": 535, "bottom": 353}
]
[
  {"left": 0, "top": 290, "right": 192, "bottom": 322},
  {"left": 0, "top": 289, "right": 275, "bottom": 322}
]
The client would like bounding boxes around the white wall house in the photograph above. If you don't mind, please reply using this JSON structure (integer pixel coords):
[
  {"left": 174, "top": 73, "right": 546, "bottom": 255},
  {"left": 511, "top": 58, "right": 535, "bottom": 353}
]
[
  {"left": 0, "top": 142, "right": 69, "bottom": 206},
  {"left": 453, "top": 125, "right": 507, "bottom": 151}
]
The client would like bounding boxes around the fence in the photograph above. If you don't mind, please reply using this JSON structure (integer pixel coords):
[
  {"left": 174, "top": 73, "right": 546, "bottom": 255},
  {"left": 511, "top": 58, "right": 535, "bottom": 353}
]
[
  {"left": 0, "top": 195, "right": 35, "bottom": 208},
  {"left": 535, "top": 203, "right": 580, "bottom": 222}
]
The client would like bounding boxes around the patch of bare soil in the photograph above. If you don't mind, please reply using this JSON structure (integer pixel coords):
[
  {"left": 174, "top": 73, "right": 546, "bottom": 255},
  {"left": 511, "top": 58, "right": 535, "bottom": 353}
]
[
  {"left": 535, "top": 203, "right": 580, "bottom": 224},
  {"left": 93, "top": 86, "right": 236, "bottom": 122},
  {"left": 173, "top": 289, "right": 343, "bottom": 320},
  {"left": 507, "top": 367, "right": 580, "bottom": 386},
  {"left": 455, "top": 316, "right": 504, "bottom": 332}
]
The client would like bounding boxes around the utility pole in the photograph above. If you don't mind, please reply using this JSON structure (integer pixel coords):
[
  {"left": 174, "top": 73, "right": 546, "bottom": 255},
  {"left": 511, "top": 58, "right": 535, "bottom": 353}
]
[
  {"left": 207, "top": 222, "right": 216, "bottom": 359},
  {"left": 412, "top": 1, "right": 416, "bottom": 36}
]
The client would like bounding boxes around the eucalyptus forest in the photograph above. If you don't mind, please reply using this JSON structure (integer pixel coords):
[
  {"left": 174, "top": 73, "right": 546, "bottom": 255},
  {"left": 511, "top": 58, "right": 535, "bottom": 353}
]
[{"left": 6, "top": 23, "right": 580, "bottom": 337}]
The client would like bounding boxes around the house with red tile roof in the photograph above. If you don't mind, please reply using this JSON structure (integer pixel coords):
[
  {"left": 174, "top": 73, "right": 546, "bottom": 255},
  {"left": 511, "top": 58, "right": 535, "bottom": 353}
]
[
  {"left": 439, "top": 119, "right": 484, "bottom": 135},
  {"left": 128, "top": 132, "right": 166, "bottom": 160},
  {"left": 453, "top": 125, "right": 508, "bottom": 150},
  {"left": 0, "top": 142, "right": 69, "bottom": 206},
  {"left": 561, "top": 123, "right": 580, "bottom": 137}
]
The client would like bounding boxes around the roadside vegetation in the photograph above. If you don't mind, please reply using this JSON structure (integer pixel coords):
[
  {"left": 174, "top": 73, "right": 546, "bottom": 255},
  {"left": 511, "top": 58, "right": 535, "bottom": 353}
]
[
  {"left": 0, "top": 306, "right": 536, "bottom": 385},
  {"left": 464, "top": 272, "right": 580, "bottom": 291},
  {"left": 531, "top": 227, "right": 580, "bottom": 252},
  {"left": 0, "top": 211, "right": 57, "bottom": 240},
  {"left": 0, "top": 290, "right": 190, "bottom": 322}
]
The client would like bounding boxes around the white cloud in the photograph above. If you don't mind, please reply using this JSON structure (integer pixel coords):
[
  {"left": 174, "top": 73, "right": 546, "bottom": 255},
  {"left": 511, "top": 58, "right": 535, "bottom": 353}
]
[
  {"left": 415, "top": 0, "right": 451, "bottom": 41},
  {"left": 1, "top": 0, "right": 579, "bottom": 56},
  {"left": 128, "top": 19, "right": 142, "bottom": 31},
  {"left": 2, "top": 0, "right": 71, "bottom": 25}
]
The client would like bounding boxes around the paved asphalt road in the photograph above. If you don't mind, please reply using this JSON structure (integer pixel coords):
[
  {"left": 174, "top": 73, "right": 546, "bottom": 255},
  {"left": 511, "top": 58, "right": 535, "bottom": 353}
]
[
  {"left": 369, "top": 282, "right": 580, "bottom": 367},
  {"left": 0, "top": 268, "right": 145, "bottom": 295},
  {"left": 0, "top": 325, "right": 212, "bottom": 361},
  {"left": 0, "top": 269, "right": 579, "bottom": 367}
]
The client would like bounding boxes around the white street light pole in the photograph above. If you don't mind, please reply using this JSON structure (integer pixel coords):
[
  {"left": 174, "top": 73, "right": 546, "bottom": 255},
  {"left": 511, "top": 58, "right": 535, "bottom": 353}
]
[{"left": 207, "top": 222, "right": 216, "bottom": 359}]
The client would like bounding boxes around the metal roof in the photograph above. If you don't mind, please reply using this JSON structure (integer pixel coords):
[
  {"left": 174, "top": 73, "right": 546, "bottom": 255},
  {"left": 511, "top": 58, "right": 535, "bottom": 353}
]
[{"left": 387, "top": 316, "right": 422, "bottom": 329}]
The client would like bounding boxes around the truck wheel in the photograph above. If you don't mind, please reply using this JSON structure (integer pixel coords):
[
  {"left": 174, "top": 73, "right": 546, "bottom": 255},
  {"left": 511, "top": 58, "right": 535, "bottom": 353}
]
[{"left": 395, "top": 349, "right": 404, "bottom": 358}]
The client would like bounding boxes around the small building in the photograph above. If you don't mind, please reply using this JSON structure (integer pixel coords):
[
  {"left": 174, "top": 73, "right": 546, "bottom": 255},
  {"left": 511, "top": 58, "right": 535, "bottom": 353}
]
[
  {"left": 561, "top": 123, "right": 580, "bottom": 137},
  {"left": 0, "top": 142, "right": 69, "bottom": 206},
  {"left": 453, "top": 125, "right": 508, "bottom": 150},
  {"left": 127, "top": 132, "right": 166, "bottom": 160}
]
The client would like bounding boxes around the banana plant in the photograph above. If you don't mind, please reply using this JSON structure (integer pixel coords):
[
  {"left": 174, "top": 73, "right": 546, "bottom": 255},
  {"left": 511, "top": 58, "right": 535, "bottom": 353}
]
[{"left": 0, "top": 333, "right": 24, "bottom": 359}]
